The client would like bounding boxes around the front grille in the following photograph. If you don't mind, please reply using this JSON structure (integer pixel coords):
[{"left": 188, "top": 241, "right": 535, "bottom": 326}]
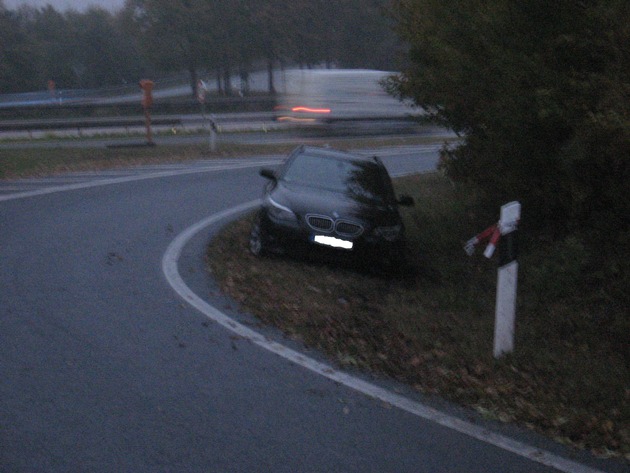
[
  {"left": 306, "top": 214, "right": 364, "bottom": 237},
  {"left": 306, "top": 215, "right": 334, "bottom": 232},
  {"left": 335, "top": 220, "right": 363, "bottom": 237}
]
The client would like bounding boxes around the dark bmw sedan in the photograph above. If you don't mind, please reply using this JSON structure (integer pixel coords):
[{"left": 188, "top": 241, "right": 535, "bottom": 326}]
[{"left": 249, "top": 145, "right": 414, "bottom": 264}]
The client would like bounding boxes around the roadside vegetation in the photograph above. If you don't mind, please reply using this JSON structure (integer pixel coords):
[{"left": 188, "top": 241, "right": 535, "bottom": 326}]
[
  {"left": 0, "top": 137, "right": 299, "bottom": 179},
  {"left": 0, "top": 142, "right": 283, "bottom": 179},
  {"left": 207, "top": 171, "right": 629, "bottom": 460}
]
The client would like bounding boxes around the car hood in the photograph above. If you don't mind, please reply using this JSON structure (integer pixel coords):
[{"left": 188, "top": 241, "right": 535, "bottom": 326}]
[{"left": 273, "top": 181, "right": 400, "bottom": 225}]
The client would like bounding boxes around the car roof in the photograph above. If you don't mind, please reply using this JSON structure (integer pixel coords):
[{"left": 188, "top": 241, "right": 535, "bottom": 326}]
[{"left": 295, "top": 145, "right": 381, "bottom": 165}]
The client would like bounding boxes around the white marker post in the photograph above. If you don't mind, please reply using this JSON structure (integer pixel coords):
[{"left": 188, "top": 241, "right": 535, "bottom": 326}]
[
  {"left": 465, "top": 201, "right": 521, "bottom": 359},
  {"left": 493, "top": 201, "right": 520, "bottom": 358},
  {"left": 197, "top": 79, "right": 217, "bottom": 152}
]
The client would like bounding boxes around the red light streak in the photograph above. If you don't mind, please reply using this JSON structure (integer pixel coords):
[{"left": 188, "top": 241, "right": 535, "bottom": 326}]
[{"left": 291, "top": 106, "right": 331, "bottom": 114}]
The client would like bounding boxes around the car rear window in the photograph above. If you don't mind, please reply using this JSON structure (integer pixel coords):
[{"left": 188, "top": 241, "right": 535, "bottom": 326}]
[{"left": 283, "top": 153, "right": 393, "bottom": 202}]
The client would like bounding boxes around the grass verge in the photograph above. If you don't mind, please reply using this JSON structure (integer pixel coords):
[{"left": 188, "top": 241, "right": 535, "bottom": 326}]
[
  {"left": 206, "top": 172, "right": 629, "bottom": 460},
  {"left": 0, "top": 141, "right": 291, "bottom": 179},
  {"left": 0, "top": 132, "right": 442, "bottom": 179}
]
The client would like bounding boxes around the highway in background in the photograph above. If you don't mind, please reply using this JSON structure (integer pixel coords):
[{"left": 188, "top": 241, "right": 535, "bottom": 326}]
[{"left": 0, "top": 112, "right": 443, "bottom": 143}]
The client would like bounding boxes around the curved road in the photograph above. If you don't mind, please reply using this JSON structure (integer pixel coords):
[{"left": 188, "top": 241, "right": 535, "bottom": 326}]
[{"left": 0, "top": 146, "right": 620, "bottom": 472}]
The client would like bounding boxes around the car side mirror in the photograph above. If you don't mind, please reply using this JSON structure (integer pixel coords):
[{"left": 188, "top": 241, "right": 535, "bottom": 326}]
[
  {"left": 260, "top": 168, "right": 276, "bottom": 180},
  {"left": 397, "top": 194, "right": 414, "bottom": 206}
]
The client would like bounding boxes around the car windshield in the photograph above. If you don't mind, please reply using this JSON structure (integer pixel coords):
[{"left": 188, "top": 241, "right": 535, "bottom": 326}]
[{"left": 282, "top": 153, "right": 393, "bottom": 202}]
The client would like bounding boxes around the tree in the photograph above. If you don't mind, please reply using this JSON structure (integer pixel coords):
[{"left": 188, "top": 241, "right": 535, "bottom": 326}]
[
  {"left": 387, "top": 0, "right": 629, "bottom": 233},
  {"left": 387, "top": 0, "right": 630, "bottom": 303},
  {"left": 29, "top": 6, "right": 79, "bottom": 88},
  {"left": 67, "top": 7, "right": 143, "bottom": 87},
  {"left": 0, "top": 5, "right": 41, "bottom": 92},
  {"left": 209, "top": 0, "right": 248, "bottom": 95},
  {"left": 124, "top": 0, "right": 214, "bottom": 97},
  {"left": 245, "top": 0, "right": 304, "bottom": 94},
  {"left": 334, "top": 0, "right": 402, "bottom": 70}
]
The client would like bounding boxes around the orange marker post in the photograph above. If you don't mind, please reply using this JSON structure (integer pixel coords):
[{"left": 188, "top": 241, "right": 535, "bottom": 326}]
[{"left": 139, "top": 80, "right": 155, "bottom": 145}]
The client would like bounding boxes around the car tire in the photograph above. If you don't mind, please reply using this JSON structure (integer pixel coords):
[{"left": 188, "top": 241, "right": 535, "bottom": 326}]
[{"left": 249, "top": 222, "right": 267, "bottom": 256}]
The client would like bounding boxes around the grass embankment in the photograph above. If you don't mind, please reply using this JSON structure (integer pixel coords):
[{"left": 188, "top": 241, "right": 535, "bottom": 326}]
[
  {"left": 207, "top": 172, "right": 629, "bottom": 460},
  {"left": 0, "top": 134, "right": 433, "bottom": 179},
  {"left": 0, "top": 142, "right": 293, "bottom": 179}
]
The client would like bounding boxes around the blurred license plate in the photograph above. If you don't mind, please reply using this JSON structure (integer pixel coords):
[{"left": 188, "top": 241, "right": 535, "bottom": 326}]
[{"left": 312, "top": 235, "right": 353, "bottom": 250}]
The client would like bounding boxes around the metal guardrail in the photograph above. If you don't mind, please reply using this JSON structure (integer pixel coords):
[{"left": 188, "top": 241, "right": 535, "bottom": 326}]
[
  {"left": 0, "top": 112, "right": 282, "bottom": 140},
  {"left": 0, "top": 111, "right": 426, "bottom": 139},
  {"left": 0, "top": 116, "right": 183, "bottom": 132}
]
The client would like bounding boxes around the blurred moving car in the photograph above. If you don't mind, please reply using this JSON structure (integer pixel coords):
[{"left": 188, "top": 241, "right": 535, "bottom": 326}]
[
  {"left": 249, "top": 145, "right": 414, "bottom": 265},
  {"left": 274, "top": 69, "right": 417, "bottom": 124}
]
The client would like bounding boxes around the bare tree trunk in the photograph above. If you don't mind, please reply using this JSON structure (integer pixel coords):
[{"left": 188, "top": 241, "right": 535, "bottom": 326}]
[
  {"left": 216, "top": 69, "right": 223, "bottom": 95},
  {"left": 189, "top": 65, "right": 198, "bottom": 99},
  {"left": 267, "top": 58, "right": 276, "bottom": 95},
  {"left": 222, "top": 55, "right": 232, "bottom": 96}
]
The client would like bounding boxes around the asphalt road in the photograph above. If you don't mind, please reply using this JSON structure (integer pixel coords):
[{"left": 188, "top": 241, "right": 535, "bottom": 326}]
[{"left": 0, "top": 147, "right": 622, "bottom": 472}]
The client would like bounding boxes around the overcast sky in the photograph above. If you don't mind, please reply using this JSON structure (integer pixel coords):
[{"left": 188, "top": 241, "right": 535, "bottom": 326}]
[{"left": 4, "top": 0, "right": 125, "bottom": 12}]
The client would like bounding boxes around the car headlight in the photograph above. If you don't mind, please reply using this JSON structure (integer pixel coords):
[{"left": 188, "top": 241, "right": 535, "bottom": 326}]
[
  {"left": 372, "top": 224, "right": 403, "bottom": 241},
  {"left": 267, "top": 196, "right": 298, "bottom": 223}
]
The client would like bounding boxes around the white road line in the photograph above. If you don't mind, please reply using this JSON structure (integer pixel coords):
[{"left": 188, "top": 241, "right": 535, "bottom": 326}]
[
  {"left": 162, "top": 203, "right": 606, "bottom": 473},
  {"left": 1, "top": 177, "right": 91, "bottom": 184},
  {"left": 0, "top": 159, "right": 280, "bottom": 203}
]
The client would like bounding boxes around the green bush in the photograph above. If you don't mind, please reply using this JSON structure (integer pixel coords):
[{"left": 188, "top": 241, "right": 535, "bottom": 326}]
[{"left": 521, "top": 236, "right": 589, "bottom": 303}]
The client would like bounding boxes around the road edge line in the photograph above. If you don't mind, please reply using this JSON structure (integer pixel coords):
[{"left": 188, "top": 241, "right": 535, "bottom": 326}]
[{"left": 162, "top": 202, "right": 606, "bottom": 473}]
